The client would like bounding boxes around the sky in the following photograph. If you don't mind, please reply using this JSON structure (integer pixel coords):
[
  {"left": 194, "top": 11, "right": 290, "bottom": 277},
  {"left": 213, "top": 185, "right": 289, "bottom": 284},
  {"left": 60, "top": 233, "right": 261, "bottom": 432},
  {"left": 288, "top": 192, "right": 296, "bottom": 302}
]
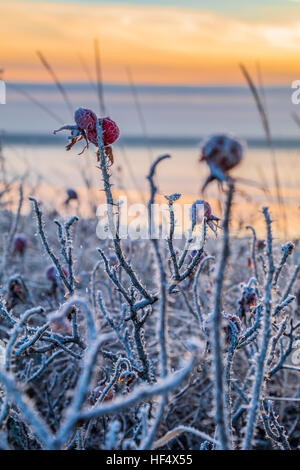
[{"left": 1, "top": 0, "right": 300, "bottom": 84}]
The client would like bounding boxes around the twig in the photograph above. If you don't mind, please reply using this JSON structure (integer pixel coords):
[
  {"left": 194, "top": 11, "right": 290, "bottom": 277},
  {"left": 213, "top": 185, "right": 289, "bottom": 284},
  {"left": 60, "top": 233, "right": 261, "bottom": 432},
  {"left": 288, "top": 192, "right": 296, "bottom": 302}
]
[
  {"left": 243, "top": 206, "right": 275, "bottom": 449},
  {"left": 212, "top": 183, "right": 234, "bottom": 450}
]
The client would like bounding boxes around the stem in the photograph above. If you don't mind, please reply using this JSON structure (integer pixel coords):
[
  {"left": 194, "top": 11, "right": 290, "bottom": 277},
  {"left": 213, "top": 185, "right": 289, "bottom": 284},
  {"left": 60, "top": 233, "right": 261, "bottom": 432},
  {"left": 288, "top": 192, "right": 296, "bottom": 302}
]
[{"left": 212, "top": 183, "right": 234, "bottom": 450}]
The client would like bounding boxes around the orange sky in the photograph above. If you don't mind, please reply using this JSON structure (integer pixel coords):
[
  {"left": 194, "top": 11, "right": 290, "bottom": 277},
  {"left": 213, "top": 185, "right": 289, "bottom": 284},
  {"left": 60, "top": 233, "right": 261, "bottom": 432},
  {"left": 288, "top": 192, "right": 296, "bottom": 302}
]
[{"left": 1, "top": 1, "right": 300, "bottom": 84}]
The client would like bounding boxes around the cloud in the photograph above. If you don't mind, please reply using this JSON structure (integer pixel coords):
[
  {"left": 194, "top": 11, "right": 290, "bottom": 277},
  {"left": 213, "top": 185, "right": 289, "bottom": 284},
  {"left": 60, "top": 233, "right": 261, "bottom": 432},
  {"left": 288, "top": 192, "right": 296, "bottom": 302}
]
[{"left": 1, "top": 1, "right": 300, "bottom": 84}]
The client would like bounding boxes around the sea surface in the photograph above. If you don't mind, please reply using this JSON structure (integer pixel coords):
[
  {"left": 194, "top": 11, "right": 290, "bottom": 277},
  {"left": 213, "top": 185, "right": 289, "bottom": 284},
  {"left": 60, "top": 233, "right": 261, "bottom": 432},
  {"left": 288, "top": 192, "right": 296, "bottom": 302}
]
[{"left": 1, "top": 83, "right": 300, "bottom": 237}]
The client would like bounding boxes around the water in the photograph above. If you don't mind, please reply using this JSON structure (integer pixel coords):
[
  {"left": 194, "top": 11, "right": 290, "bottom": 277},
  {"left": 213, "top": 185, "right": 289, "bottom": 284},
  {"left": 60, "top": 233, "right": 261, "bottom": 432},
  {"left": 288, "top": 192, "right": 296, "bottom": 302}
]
[
  {"left": 1, "top": 82, "right": 300, "bottom": 237},
  {"left": 2, "top": 141, "right": 300, "bottom": 237},
  {"left": 3, "top": 141, "right": 300, "bottom": 191},
  {"left": 2, "top": 82, "right": 300, "bottom": 139}
]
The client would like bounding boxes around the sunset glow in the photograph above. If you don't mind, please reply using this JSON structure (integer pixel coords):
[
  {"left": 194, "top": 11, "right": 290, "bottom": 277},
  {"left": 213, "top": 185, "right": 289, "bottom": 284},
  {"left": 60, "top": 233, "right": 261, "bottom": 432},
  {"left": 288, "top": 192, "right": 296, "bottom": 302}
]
[{"left": 1, "top": 0, "right": 300, "bottom": 84}]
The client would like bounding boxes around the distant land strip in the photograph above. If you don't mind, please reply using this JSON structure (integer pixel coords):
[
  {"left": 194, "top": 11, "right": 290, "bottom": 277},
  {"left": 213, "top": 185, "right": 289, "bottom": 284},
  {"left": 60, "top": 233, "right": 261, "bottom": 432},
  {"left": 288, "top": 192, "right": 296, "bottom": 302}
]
[{"left": 2, "top": 133, "right": 300, "bottom": 149}]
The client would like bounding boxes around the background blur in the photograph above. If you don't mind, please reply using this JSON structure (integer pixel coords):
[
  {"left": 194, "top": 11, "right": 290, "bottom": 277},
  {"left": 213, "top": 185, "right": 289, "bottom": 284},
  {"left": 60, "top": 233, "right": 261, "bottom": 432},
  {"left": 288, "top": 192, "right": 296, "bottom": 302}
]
[{"left": 1, "top": 0, "right": 300, "bottom": 236}]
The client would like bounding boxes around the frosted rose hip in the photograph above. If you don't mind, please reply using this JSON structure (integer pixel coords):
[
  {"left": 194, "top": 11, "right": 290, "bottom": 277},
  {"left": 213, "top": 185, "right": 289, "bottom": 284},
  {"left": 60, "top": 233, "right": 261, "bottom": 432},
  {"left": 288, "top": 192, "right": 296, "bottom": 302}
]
[
  {"left": 200, "top": 133, "right": 244, "bottom": 191},
  {"left": 46, "top": 265, "right": 68, "bottom": 285},
  {"left": 190, "top": 199, "right": 220, "bottom": 234},
  {"left": 74, "top": 108, "right": 96, "bottom": 131},
  {"left": 86, "top": 117, "right": 120, "bottom": 147},
  {"left": 190, "top": 200, "right": 212, "bottom": 225},
  {"left": 54, "top": 108, "right": 120, "bottom": 160},
  {"left": 13, "top": 234, "right": 28, "bottom": 255},
  {"left": 65, "top": 188, "right": 78, "bottom": 205}
]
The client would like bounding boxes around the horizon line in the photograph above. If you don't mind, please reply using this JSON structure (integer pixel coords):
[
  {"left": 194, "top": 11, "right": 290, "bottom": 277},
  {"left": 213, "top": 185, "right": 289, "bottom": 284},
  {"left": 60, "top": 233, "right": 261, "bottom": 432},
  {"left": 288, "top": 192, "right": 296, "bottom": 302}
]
[
  {"left": 6, "top": 81, "right": 294, "bottom": 90},
  {"left": 2, "top": 133, "right": 300, "bottom": 149}
]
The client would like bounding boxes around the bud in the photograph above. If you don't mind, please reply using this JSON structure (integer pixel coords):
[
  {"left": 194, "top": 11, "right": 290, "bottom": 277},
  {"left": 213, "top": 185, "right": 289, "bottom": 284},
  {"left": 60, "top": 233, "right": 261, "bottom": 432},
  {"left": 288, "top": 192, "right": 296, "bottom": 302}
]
[
  {"left": 13, "top": 234, "right": 28, "bottom": 255},
  {"left": 65, "top": 188, "right": 78, "bottom": 205},
  {"left": 5, "top": 275, "right": 28, "bottom": 311},
  {"left": 200, "top": 134, "right": 244, "bottom": 190},
  {"left": 45, "top": 265, "right": 68, "bottom": 285},
  {"left": 203, "top": 311, "right": 241, "bottom": 345}
]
